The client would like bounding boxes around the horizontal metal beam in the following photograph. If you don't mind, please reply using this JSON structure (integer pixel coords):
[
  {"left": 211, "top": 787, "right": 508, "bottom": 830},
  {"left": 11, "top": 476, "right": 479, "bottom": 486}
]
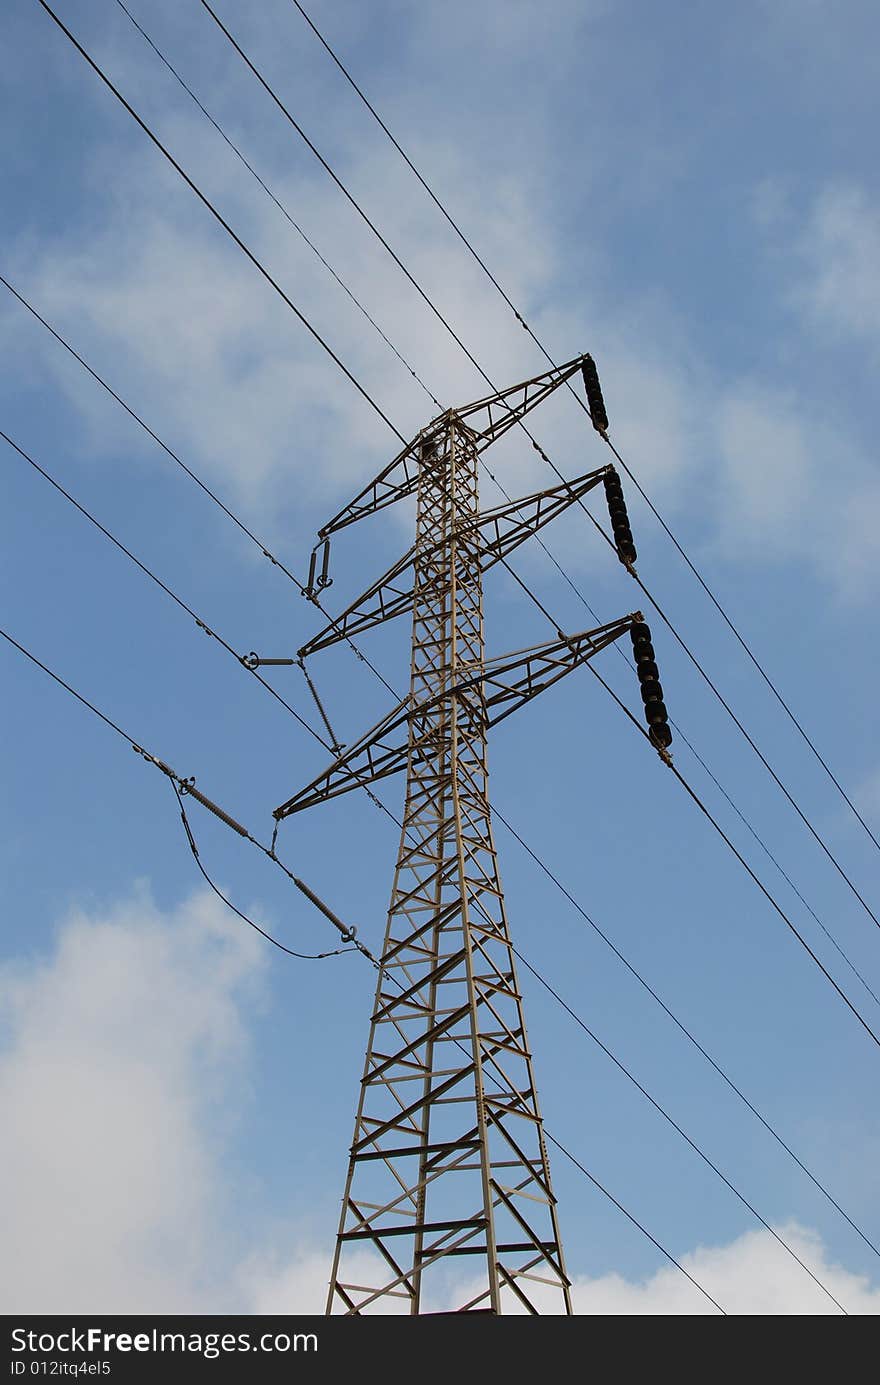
[
  {"left": 316, "top": 355, "right": 589, "bottom": 539},
  {"left": 275, "top": 615, "right": 638, "bottom": 818},
  {"left": 300, "top": 466, "right": 609, "bottom": 658}
]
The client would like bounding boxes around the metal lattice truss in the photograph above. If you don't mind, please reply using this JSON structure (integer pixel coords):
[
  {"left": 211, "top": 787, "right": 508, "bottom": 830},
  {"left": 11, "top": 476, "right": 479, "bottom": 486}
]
[
  {"left": 279, "top": 362, "right": 629, "bottom": 1314},
  {"left": 317, "top": 353, "right": 590, "bottom": 539},
  {"left": 278, "top": 617, "right": 635, "bottom": 818},
  {"left": 299, "top": 467, "right": 609, "bottom": 658}
]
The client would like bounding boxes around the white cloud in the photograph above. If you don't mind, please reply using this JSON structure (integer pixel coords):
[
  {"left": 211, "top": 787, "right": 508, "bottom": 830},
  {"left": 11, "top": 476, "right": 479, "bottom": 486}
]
[
  {"left": 242, "top": 1247, "right": 408, "bottom": 1316},
  {"left": 8, "top": 2, "right": 880, "bottom": 607},
  {"left": 3, "top": 883, "right": 878, "bottom": 1315},
  {"left": 794, "top": 185, "right": 880, "bottom": 347},
  {"left": 713, "top": 383, "right": 880, "bottom": 597},
  {"left": 12, "top": 118, "right": 557, "bottom": 522},
  {"left": 248, "top": 1224, "right": 880, "bottom": 1315},
  {"left": 569, "top": 1224, "right": 880, "bottom": 1315},
  {"left": 3, "top": 4, "right": 681, "bottom": 546},
  {"left": 0, "top": 883, "right": 265, "bottom": 1313}
]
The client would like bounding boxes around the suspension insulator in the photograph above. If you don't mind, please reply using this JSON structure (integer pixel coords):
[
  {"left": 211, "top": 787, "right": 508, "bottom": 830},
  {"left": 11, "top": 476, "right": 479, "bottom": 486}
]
[
  {"left": 602, "top": 467, "right": 637, "bottom": 566},
  {"left": 640, "top": 679, "right": 664, "bottom": 705},
  {"left": 305, "top": 547, "right": 318, "bottom": 597},
  {"left": 645, "top": 700, "right": 669, "bottom": 725},
  {"left": 317, "top": 537, "right": 333, "bottom": 589},
  {"left": 629, "top": 619, "right": 673, "bottom": 750},
  {"left": 581, "top": 355, "right": 609, "bottom": 433}
]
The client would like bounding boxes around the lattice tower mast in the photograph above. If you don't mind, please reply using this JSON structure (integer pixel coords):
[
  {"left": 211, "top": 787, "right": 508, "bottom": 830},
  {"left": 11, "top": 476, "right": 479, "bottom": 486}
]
[{"left": 274, "top": 356, "right": 671, "bottom": 1314}]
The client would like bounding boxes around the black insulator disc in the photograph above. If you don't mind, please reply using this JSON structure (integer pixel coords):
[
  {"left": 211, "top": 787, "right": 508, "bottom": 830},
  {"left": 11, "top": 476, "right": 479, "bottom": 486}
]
[
  {"left": 618, "top": 543, "right": 638, "bottom": 563},
  {"left": 609, "top": 502, "right": 629, "bottom": 522},
  {"left": 632, "top": 639, "right": 654, "bottom": 663},
  {"left": 650, "top": 723, "right": 673, "bottom": 749},
  {"left": 613, "top": 521, "right": 634, "bottom": 545},
  {"left": 630, "top": 621, "right": 651, "bottom": 644},
  {"left": 604, "top": 477, "right": 623, "bottom": 498},
  {"left": 645, "top": 701, "right": 669, "bottom": 725},
  {"left": 640, "top": 680, "right": 664, "bottom": 704},
  {"left": 637, "top": 658, "right": 660, "bottom": 681}
]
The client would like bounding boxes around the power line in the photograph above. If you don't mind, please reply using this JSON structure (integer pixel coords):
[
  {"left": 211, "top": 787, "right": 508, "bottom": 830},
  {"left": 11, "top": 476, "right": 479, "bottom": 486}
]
[
  {"left": 10, "top": 182, "right": 876, "bottom": 1270},
  {"left": 1, "top": 620, "right": 727, "bottom": 1315},
  {"left": 0, "top": 425, "right": 331, "bottom": 751},
  {"left": 0, "top": 274, "right": 397, "bottom": 700},
  {"left": 198, "top": 0, "right": 504, "bottom": 407},
  {"left": 570, "top": 582, "right": 880, "bottom": 1009},
  {"left": 515, "top": 545, "right": 877, "bottom": 1004},
  {"left": 111, "top": 0, "right": 442, "bottom": 413},
  {"left": 104, "top": 5, "right": 630, "bottom": 709},
  {"left": 169, "top": 778, "right": 356, "bottom": 961},
  {"left": 12, "top": 306, "right": 874, "bottom": 1268},
  {"left": 666, "top": 702, "right": 880, "bottom": 1009},
  {"left": 510, "top": 473, "right": 880, "bottom": 942},
  {"left": 10, "top": 265, "right": 871, "bottom": 1021},
  {"left": 430, "top": 877, "right": 849, "bottom": 1311},
  {"left": 426, "top": 833, "right": 849, "bottom": 1310},
  {"left": 35, "top": 0, "right": 406, "bottom": 448},
  {"left": 0, "top": 624, "right": 366, "bottom": 962},
  {"left": 5, "top": 604, "right": 860, "bottom": 1314},
  {"left": 286, "top": 0, "right": 880, "bottom": 864},
  {"left": 13, "top": 408, "right": 876, "bottom": 1278},
  {"left": 5, "top": 602, "right": 816, "bottom": 1311},
  {"left": 28, "top": 1, "right": 879, "bottom": 1290},
  {"left": 542, "top": 1132, "right": 727, "bottom": 1313},
  {"left": 9, "top": 290, "right": 875, "bottom": 1263},
  {"left": 625, "top": 557, "right": 880, "bottom": 937},
  {"left": 0, "top": 274, "right": 308, "bottom": 593},
  {"left": 602, "top": 432, "right": 880, "bottom": 859},
  {"left": 495, "top": 550, "right": 880, "bottom": 1041},
  {"left": 580, "top": 651, "right": 880, "bottom": 1052},
  {"left": 491, "top": 803, "right": 880, "bottom": 1263},
  {"left": 198, "top": 0, "right": 880, "bottom": 947},
  {"left": 513, "top": 948, "right": 848, "bottom": 1314},
  {"left": 45, "top": 0, "right": 877, "bottom": 961},
  {"left": 195, "top": 0, "right": 599, "bottom": 510}
]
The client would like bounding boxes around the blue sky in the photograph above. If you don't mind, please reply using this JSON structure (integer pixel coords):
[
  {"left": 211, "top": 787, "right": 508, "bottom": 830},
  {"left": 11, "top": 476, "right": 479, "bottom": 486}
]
[{"left": 2, "top": 0, "right": 879, "bottom": 1313}]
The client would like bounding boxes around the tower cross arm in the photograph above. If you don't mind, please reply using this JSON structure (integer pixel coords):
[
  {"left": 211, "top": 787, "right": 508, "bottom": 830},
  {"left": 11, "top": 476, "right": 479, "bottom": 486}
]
[
  {"left": 275, "top": 614, "right": 638, "bottom": 819},
  {"left": 454, "top": 352, "right": 590, "bottom": 449},
  {"left": 317, "top": 354, "right": 591, "bottom": 541},
  {"left": 299, "top": 466, "right": 610, "bottom": 659}
]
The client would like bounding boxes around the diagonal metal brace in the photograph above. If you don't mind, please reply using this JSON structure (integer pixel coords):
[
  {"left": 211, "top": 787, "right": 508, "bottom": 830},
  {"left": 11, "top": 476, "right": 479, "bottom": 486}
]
[
  {"left": 300, "top": 466, "right": 609, "bottom": 658},
  {"left": 276, "top": 614, "right": 638, "bottom": 818}
]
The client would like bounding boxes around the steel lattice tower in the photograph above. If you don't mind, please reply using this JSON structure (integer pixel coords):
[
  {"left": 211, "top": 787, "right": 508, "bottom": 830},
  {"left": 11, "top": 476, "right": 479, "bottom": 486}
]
[{"left": 275, "top": 356, "right": 655, "bottom": 1314}]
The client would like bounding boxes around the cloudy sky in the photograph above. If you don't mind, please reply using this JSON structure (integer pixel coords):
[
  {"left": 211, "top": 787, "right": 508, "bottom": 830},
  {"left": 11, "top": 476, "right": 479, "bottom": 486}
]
[{"left": 2, "top": 0, "right": 879, "bottom": 1314}]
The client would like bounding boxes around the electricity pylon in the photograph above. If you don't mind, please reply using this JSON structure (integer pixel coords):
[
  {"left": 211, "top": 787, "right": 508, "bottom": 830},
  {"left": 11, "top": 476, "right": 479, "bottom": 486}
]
[{"left": 275, "top": 356, "right": 668, "bottom": 1314}]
